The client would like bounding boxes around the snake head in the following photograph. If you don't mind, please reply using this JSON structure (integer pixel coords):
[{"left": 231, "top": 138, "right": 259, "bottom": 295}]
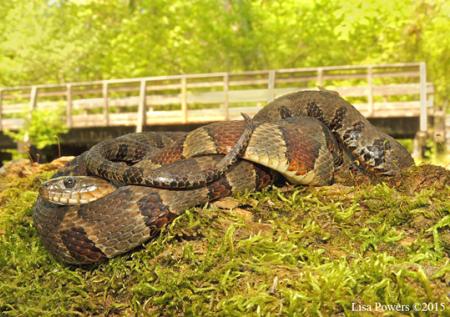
[{"left": 40, "top": 176, "right": 116, "bottom": 205}]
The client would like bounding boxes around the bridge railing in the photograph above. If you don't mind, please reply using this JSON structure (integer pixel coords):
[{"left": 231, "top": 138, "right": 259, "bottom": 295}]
[{"left": 0, "top": 62, "right": 433, "bottom": 134}]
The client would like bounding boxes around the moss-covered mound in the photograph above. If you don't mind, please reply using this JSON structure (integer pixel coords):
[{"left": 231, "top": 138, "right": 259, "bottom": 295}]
[{"left": 0, "top": 160, "right": 449, "bottom": 316}]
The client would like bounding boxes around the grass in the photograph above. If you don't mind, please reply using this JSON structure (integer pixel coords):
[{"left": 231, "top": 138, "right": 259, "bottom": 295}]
[{"left": 0, "top": 162, "right": 449, "bottom": 316}]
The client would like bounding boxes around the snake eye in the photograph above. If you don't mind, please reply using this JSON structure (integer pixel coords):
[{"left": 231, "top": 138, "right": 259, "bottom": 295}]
[{"left": 63, "top": 177, "right": 76, "bottom": 188}]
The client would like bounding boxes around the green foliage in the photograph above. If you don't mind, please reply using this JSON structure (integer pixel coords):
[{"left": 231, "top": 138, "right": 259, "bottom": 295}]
[
  {"left": 0, "top": 0, "right": 448, "bottom": 103},
  {"left": 4, "top": 107, "right": 68, "bottom": 150},
  {"left": 0, "top": 165, "right": 448, "bottom": 316}
]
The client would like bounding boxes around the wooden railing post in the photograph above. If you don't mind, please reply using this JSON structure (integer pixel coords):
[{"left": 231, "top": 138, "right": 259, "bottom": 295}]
[
  {"left": 413, "top": 62, "right": 428, "bottom": 159},
  {"left": 28, "top": 85, "right": 38, "bottom": 138},
  {"left": 136, "top": 79, "right": 147, "bottom": 132},
  {"left": 316, "top": 68, "right": 324, "bottom": 87},
  {"left": 180, "top": 76, "right": 188, "bottom": 123},
  {"left": 66, "top": 84, "right": 73, "bottom": 128},
  {"left": 367, "top": 66, "right": 374, "bottom": 116},
  {"left": 419, "top": 62, "right": 427, "bottom": 134},
  {"left": 102, "top": 81, "right": 110, "bottom": 126},
  {"left": 30, "top": 86, "right": 38, "bottom": 111},
  {"left": 223, "top": 73, "right": 230, "bottom": 120},
  {"left": 0, "top": 89, "right": 3, "bottom": 131},
  {"left": 267, "top": 70, "right": 276, "bottom": 102},
  {"left": 18, "top": 86, "right": 38, "bottom": 155}
]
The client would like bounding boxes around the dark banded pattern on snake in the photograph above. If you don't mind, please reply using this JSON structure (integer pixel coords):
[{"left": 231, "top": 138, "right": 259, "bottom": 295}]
[
  {"left": 34, "top": 157, "right": 277, "bottom": 264},
  {"left": 85, "top": 113, "right": 256, "bottom": 189},
  {"left": 254, "top": 90, "right": 414, "bottom": 175},
  {"left": 33, "top": 90, "right": 414, "bottom": 264},
  {"left": 86, "top": 116, "right": 341, "bottom": 188}
]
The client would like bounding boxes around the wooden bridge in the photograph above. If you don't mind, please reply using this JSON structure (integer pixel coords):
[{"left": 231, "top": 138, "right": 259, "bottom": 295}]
[{"left": 0, "top": 62, "right": 446, "bottom": 158}]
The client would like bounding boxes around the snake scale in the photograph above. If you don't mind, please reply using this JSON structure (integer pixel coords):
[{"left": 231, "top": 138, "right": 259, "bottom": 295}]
[{"left": 33, "top": 90, "right": 414, "bottom": 264}]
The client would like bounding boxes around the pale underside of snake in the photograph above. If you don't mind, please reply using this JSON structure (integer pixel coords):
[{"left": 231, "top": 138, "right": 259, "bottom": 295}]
[{"left": 33, "top": 90, "right": 414, "bottom": 265}]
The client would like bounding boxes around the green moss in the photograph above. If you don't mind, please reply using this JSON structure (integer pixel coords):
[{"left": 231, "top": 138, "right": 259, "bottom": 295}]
[{"left": 0, "top": 167, "right": 449, "bottom": 316}]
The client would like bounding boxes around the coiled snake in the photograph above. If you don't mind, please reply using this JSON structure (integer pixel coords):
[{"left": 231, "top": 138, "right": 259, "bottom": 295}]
[{"left": 33, "top": 90, "right": 414, "bottom": 264}]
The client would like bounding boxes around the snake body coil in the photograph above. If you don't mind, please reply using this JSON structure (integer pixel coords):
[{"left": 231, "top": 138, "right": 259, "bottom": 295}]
[{"left": 34, "top": 90, "right": 414, "bottom": 264}]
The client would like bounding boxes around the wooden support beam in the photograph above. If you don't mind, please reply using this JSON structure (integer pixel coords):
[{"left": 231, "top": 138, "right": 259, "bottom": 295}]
[
  {"left": 17, "top": 86, "right": 38, "bottom": 155},
  {"left": 180, "top": 76, "right": 188, "bottom": 123},
  {"left": 28, "top": 86, "right": 38, "bottom": 144},
  {"left": 413, "top": 131, "right": 427, "bottom": 160},
  {"left": 317, "top": 68, "right": 324, "bottom": 87},
  {"left": 102, "top": 81, "right": 110, "bottom": 126},
  {"left": 267, "top": 70, "right": 276, "bottom": 102},
  {"left": 66, "top": 84, "right": 73, "bottom": 128},
  {"left": 30, "top": 86, "right": 38, "bottom": 110},
  {"left": 223, "top": 73, "right": 230, "bottom": 120},
  {"left": 419, "top": 62, "right": 427, "bottom": 133},
  {"left": 367, "top": 66, "right": 374, "bottom": 116},
  {"left": 433, "top": 109, "right": 446, "bottom": 157},
  {"left": 413, "top": 62, "right": 428, "bottom": 159},
  {"left": 136, "top": 79, "right": 147, "bottom": 132}
]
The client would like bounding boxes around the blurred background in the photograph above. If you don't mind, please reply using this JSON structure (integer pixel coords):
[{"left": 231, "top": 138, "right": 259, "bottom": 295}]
[{"left": 0, "top": 0, "right": 448, "bottom": 165}]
